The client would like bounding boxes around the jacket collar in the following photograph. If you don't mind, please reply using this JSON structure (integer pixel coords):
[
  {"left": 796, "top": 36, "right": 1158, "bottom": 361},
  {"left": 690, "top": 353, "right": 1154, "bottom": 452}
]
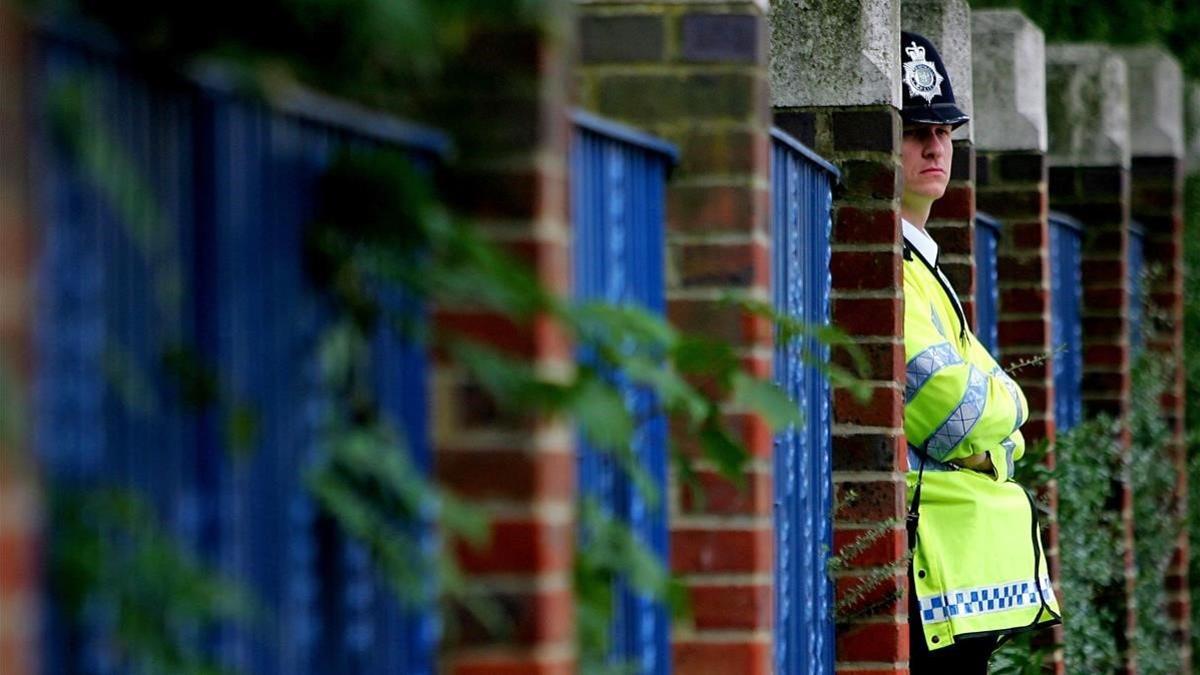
[{"left": 902, "top": 218, "right": 939, "bottom": 267}]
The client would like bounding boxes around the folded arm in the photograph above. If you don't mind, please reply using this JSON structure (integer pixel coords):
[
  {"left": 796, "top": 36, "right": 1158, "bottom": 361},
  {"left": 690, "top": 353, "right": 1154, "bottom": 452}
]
[{"left": 904, "top": 300, "right": 1029, "bottom": 481}]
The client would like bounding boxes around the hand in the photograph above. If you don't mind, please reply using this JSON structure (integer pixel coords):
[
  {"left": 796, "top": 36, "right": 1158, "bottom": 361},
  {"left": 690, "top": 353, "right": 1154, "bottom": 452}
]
[{"left": 954, "top": 452, "right": 994, "bottom": 474}]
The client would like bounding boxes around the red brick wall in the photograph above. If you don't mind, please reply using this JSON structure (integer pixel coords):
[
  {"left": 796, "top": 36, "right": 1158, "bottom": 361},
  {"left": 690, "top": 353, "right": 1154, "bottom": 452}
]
[
  {"left": 929, "top": 139, "right": 976, "bottom": 325},
  {"left": 977, "top": 149, "right": 1064, "bottom": 673},
  {"left": 1049, "top": 163, "right": 1136, "bottom": 672},
  {"left": 428, "top": 19, "right": 577, "bottom": 675},
  {"left": 0, "top": 7, "right": 40, "bottom": 675},
  {"left": 775, "top": 106, "right": 908, "bottom": 672},
  {"left": 1130, "top": 155, "right": 1190, "bottom": 673},
  {"left": 575, "top": 3, "right": 774, "bottom": 671}
]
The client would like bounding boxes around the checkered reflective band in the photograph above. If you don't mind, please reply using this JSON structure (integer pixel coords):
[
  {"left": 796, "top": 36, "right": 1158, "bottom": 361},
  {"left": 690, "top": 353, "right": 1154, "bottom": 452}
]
[
  {"left": 1000, "top": 437, "right": 1017, "bottom": 477},
  {"left": 991, "top": 365, "right": 1025, "bottom": 429},
  {"left": 925, "top": 366, "right": 988, "bottom": 461},
  {"left": 905, "top": 341, "right": 962, "bottom": 404},
  {"left": 919, "top": 576, "right": 1054, "bottom": 624}
]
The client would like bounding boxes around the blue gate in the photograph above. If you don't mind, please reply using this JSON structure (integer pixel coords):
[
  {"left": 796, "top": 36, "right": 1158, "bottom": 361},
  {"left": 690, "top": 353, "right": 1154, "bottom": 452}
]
[
  {"left": 570, "top": 110, "right": 676, "bottom": 674},
  {"left": 1049, "top": 211, "right": 1084, "bottom": 433},
  {"left": 769, "top": 127, "right": 837, "bottom": 674},
  {"left": 974, "top": 212, "right": 1002, "bottom": 357},
  {"left": 34, "top": 28, "right": 444, "bottom": 674},
  {"left": 1128, "top": 220, "right": 1146, "bottom": 356}
]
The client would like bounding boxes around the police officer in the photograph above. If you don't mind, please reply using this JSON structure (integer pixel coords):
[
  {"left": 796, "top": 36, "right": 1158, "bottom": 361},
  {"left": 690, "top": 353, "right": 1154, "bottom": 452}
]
[{"left": 897, "top": 31, "right": 1061, "bottom": 672}]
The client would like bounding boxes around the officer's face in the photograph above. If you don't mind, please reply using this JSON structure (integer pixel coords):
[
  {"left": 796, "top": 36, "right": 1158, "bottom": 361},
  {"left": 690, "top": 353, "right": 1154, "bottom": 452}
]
[{"left": 901, "top": 123, "right": 953, "bottom": 199}]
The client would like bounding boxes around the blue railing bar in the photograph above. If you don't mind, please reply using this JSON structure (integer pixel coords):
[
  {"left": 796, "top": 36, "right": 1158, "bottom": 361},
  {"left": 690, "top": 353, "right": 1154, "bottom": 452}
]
[
  {"left": 34, "top": 18, "right": 453, "bottom": 159},
  {"left": 1048, "top": 211, "right": 1084, "bottom": 233},
  {"left": 32, "top": 14, "right": 125, "bottom": 56},
  {"left": 976, "top": 211, "right": 1002, "bottom": 232},
  {"left": 572, "top": 109, "right": 679, "bottom": 164},
  {"left": 187, "top": 65, "right": 452, "bottom": 159},
  {"left": 1129, "top": 219, "right": 1146, "bottom": 236},
  {"left": 769, "top": 127, "right": 840, "bottom": 180}
]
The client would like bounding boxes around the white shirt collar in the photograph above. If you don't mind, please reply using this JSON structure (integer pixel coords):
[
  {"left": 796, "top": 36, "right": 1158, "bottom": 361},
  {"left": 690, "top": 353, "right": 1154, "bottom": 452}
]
[{"left": 902, "top": 218, "right": 939, "bottom": 266}]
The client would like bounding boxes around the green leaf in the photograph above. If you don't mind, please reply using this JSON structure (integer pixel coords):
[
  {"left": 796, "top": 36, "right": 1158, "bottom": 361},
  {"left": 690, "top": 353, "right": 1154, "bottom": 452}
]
[
  {"left": 450, "top": 339, "right": 572, "bottom": 413},
  {"left": 620, "top": 355, "right": 707, "bottom": 423},
  {"left": 698, "top": 415, "right": 749, "bottom": 484},
  {"left": 439, "top": 491, "right": 489, "bottom": 547},
  {"left": 224, "top": 405, "right": 260, "bottom": 457},
  {"left": 670, "top": 441, "right": 705, "bottom": 511},
  {"left": 730, "top": 371, "right": 803, "bottom": 431},
  {"left": 569, "top": 301, "right": 677, "bottom": 353},
  {"left": 673, "top": 336, "right": 738, "bottom": 380},
  {"left": 571, "top": 375, "right": 635, "bottom": 450}
]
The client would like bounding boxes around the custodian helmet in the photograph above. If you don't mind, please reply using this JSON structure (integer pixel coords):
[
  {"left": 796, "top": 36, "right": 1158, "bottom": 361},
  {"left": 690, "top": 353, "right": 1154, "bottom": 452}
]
[{"left": 900, "top": 31, "right": 969, "bottom": 129}]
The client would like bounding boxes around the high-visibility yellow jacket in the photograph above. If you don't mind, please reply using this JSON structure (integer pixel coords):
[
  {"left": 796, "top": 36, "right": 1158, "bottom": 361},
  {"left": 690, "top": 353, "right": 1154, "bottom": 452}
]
[{"left": 903, "top": 221, "right": 1060, "bottom": 651}]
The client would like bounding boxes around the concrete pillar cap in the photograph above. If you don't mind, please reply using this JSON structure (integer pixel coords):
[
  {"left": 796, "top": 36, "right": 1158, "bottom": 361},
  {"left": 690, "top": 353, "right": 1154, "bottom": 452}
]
[
  {"left": 1046, "top": 44, "right": 1130, "bottom": 168},
  {"left": 970, "top": 9, "right": 1046, "bottom": 153},
  {"left": 770, "top": 0, "right": 900, "bottom": 108},
  {"left": 902, "top": 0, "right": 973, "bottom": 143},
  {"left": 1186, "top": 82, "right": 1200, "bottom": 172},
  {"left": 1115, "top": 46, "right": 1184, "bottom": 159}
]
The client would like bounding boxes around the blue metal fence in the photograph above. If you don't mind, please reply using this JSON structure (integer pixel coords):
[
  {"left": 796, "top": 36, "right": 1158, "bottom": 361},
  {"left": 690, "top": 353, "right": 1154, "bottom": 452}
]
[
  {"left": 974, "top": 212, "right": 1002, "bottom": 357},
  {"left": 570, "top": 110, "right": 676, "bottom": 675},
  {"left": 770, "top": 127, "right": 837, "bottom": 674},
  {"left": 1049, "top": 211, "right": 1084, "bottom": 433},
  {"left": 34, "top": 28, "right": 444, "bottom": 674},
  {"left": 1129, "top": 220, "right": 1146, "bottom": 356}
]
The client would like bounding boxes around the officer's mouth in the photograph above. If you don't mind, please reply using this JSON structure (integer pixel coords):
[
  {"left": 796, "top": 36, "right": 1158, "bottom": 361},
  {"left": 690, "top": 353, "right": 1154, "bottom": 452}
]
[{"left": 920, "top": 167, "right": 945, "bottom": 175}]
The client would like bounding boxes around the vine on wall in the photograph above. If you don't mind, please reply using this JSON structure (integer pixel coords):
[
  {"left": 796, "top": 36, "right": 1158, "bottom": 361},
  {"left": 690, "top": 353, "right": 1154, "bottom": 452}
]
[{"left": 30, "top": 2, "right": 871, "bottom": 673}]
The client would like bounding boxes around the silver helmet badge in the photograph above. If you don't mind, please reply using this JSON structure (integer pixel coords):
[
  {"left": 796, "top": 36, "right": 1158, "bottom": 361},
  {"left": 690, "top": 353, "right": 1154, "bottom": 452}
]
[{"left": 902, "top": 41, "right": 944, "bottom": 103}]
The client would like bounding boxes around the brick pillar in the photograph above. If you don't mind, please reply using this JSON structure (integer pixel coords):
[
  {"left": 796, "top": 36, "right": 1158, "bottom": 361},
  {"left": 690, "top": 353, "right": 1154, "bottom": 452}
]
[
  {"left": 427, "top": 8, "right": 577, "bottom": 674},
  {"left": 971, "top": 11, "right": 1064, "bottom": 672},
  {"left": 903, "top": 0, "right": 977, "bottom": 323},
  {"left": 1119, "top": 45, "right": 1190, "bottom": 672},
  {"left": 772, "top": 1, "right": 909, "bottom": 671},
  {"left": 0, "top": 7, "right": 40, "bottom": 675},
  {"left": 1046, "top": 43, "right": 1135, "bottom": 673},
  {"left": 575, "top": 3, "right": 774, "bottom": 672}
]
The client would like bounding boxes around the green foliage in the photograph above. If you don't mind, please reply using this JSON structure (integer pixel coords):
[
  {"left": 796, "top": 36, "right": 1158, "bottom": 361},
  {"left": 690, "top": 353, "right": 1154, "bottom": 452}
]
[
  {"left": 49, "top": 489, "right": 253, "bottom": 675},
  {"left": 34, "top": 3, "right": 874, "bottom": 673},
  {"left": 737, "top": 296, "right": 872, "bottom": 402},
  {"left": 1010, "top": 437, "right": 1052, "bottom": 504},
  {"left": 42, "top": 0, "right": 553, "bottom": 111},
  {"left": 968, "top": 0, "right": 1200, "bottom": 79},
  {"left": 827, "top": 490, "right": 911, "bottom": 624},
  {"left": 1190, "top": 450, "right": 1200, "bottom": 672},
  {"left": 1056, "top": 416, "right": 1126, "bottom": 672},
  {"left": 1184, "top": 174, "right": 1200, "bottom": 671},
  {"left": 988, "top": 632, "right": 1048, "bottom": 675},
  {"left": 574, "top": 499, "right": 687, "bottom": 675},
  {"left": 1128, "top": 351, "right": 1182, "bottom": 675},
  {"left": 307, "top": 148, "right": 838, "bottom": 666},
  {"left": 993, "top": 415, "right": 1126, "bottom": 672}
]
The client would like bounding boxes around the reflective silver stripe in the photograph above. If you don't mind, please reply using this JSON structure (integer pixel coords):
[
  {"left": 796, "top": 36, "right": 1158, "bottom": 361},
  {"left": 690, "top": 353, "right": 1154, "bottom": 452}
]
[
  {"left": 925, "top": 366, "right": 988, "bottom": 460},
  {"left": 906, "top": 342, "right": 963, "bottom": 403},
  {"left": 1001, "top": 437, "right": 1017, "bottom": 477},
  {"left": 908, "top": 445, "right": 956, "bottom": 472},
  {"left": 919, "top": 576, "right": 1055, "bottom": 625},
  {"left": 991, "top": 366, "right": 1025, "bottom": 430}
]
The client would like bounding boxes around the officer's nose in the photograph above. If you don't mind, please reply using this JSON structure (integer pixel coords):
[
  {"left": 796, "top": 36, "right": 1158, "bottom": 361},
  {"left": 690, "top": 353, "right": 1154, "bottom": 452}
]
[{"left": 923, "top": 135, "right": 944, "bottom": 160}]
